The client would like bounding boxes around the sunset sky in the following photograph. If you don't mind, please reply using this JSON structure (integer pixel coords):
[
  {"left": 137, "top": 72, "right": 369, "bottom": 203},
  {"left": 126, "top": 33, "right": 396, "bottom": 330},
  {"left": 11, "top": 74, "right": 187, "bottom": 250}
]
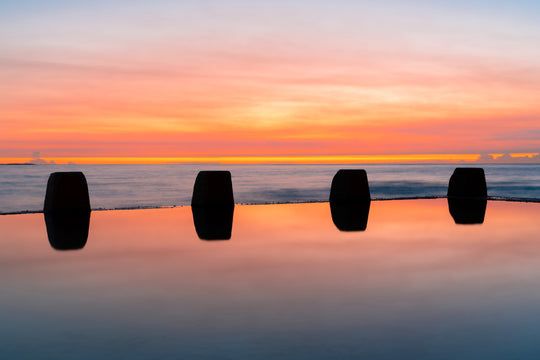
[{"left": 1, "top": 0, "right": 539, "bottom": 164}]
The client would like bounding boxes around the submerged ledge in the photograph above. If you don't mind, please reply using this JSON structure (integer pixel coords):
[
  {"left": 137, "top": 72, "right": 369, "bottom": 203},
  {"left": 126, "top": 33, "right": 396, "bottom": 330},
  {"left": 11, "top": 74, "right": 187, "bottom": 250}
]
[{"left": 1, "top": 195, "right": 539, "bottom": 216}]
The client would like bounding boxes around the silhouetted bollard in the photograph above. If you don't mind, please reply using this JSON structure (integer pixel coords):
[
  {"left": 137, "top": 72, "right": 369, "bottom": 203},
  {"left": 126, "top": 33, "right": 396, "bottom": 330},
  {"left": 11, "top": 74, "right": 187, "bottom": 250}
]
[
  {"left": 191, "top": 171, "right": 235, "bottom": 240},
  {"left": 329, "top": 170, "right": 371, "bottom": 231},
  {"left": 43, "top": 172, "right": 91, "bottom": 250},
  {"left": 447, "top": 168, "right": 487, "bottom": 225},
  {"left": 44, "top": 211, "right": 91, "bottom": 250},
  {"left": 191, "top": 171, "right": 234, "bottom": 207},
  {"left": 447, "top": 168, "right": 487, "bottom": 198},
  {"left": 44, "top": 172, "right": 91, "bottom": 212}
]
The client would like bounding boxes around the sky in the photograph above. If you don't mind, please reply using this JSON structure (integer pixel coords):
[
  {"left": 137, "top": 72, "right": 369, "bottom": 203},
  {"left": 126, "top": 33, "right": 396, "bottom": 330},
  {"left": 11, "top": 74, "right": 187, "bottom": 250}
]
[{"left": 1, "top": 0, "right": 539, "bottom": 163}]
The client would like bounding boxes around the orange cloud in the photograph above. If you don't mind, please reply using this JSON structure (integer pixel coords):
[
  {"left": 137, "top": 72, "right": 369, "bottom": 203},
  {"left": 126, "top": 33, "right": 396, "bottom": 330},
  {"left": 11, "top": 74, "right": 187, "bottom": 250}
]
[{"left": 2, "top": 4, "right": 540, "bottom": 162}]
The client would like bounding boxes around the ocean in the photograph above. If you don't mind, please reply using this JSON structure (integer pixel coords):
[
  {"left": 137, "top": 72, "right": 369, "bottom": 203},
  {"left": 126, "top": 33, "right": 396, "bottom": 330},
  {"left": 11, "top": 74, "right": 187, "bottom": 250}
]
[{"left": 1, "top": 163, "right": 539, "bottom": 214}]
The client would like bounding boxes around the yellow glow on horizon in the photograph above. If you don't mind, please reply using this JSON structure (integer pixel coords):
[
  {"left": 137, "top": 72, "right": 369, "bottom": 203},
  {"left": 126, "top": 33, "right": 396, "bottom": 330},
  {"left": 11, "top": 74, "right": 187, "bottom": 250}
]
[
  {"left": 490, "top": 153, "right": 540, "bottom": 158},
  {"left": 1, "top": 154, "right": 484, "bottom": 165}
]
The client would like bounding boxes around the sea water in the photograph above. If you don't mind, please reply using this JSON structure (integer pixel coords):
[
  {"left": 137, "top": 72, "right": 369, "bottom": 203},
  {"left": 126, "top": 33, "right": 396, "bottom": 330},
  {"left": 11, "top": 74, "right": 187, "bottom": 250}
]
[{"left": 1, "top": 163, "right": 539, "bottom": 214}]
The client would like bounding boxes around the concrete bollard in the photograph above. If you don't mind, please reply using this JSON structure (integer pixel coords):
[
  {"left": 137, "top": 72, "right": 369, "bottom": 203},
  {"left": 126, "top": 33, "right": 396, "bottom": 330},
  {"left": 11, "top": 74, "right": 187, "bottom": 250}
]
[
  {"left": 191, "top": 171, "right": 235, "bottom": 240},
  {"left": 447, "top": 168, "right": 487, "bottom": 198},
  {"left": 329, "top": 169, "right": 371, "bottom": 203},
  {"left": 191, "top": 171, "right": 234, "bottom": 207},
  {"left": 43, "top": 172, "right": 91, "bottom": 249},
  {"left": 447, "top": 168, "right": 487, "bottom": 225},
  {"left": 44, "top": 211, "right": 91, "bottom": 250},
  {"left": 329, "top": 170, "right": 371, "bottom": 231},
  {"left": 43, "top": 172, "right": 91, "bottom": 212}
]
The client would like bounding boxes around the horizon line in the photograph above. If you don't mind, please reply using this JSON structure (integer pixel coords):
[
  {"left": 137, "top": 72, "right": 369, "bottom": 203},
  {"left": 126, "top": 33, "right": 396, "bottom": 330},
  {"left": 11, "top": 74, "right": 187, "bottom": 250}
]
[{"left": 2, "top": 153, "right": 539, "bottom": 165}]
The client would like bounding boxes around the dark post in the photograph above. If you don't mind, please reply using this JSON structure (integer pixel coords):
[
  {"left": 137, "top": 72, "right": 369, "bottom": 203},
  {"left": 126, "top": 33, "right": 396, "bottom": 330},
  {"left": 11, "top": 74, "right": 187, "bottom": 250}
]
[
  {"left": 191, "top": 171, "right": 234, "bottom": 240},
  {"left": 330, "top": 169, "right": 371, "bottom": 203},
  {"left": 191, "top": 171, "right": 234, "bottom": 207},
  {"left": 447, "top": 168, "right": 487, "bottom": 198},
  {"left": 44, "top": 172, "right": 91, "bottom": 212},
  {"left": 447, "top": 168, "right": 487, "bottom": 225},
  {"left": 43, "top": 172, "right": 91, "bottom": 250},
  {"left": 329, "top": 169, "right": 371, "bottom": 231}
]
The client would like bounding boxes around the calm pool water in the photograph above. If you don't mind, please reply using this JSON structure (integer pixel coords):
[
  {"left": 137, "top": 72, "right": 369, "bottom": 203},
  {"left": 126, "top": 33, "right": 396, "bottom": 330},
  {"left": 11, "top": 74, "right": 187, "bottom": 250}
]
[{"left": 1, "top": 199, "right": 539, "bottom": 359}]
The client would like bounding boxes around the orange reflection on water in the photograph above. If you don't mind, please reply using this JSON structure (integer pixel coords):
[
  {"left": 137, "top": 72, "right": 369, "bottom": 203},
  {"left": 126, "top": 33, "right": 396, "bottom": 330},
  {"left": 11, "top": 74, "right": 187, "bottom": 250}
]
[
  {"left": 1, "top": 199, "right": 540, "bottom": 359},
  {"left": 1, "top": 199, "right": 539, "bottom": 297}
]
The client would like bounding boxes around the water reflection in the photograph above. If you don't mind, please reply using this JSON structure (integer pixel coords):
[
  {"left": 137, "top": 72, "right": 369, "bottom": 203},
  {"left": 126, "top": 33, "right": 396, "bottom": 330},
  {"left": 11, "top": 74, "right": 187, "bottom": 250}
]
[
  {"left": 4, "top": 200, "right": 540, "bottom": 359},
  {"left": 447, "top": 198, "right": 487, "bottom": 225},
  {"left": 330, "top": 201, "right": 371, "bottom": 231},
  {"left": 44, "top": 210, "right": 91, "bottom": 250},
  {"left": 191, "top": 205, "right": 234, "bottom": 240}
]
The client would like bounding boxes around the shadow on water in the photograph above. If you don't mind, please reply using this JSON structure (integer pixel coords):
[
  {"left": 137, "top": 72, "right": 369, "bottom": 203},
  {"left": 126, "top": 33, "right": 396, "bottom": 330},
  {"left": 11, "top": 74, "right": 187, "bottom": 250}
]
[
  {"left": 448, "top": 198, "right": 487, "bottom": 225},
  {"left": 44, "top": 210, "right": 91, "bottom": 250},
  {"left": 191, "top": 206, "right": 234, "bottom": 241}
]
